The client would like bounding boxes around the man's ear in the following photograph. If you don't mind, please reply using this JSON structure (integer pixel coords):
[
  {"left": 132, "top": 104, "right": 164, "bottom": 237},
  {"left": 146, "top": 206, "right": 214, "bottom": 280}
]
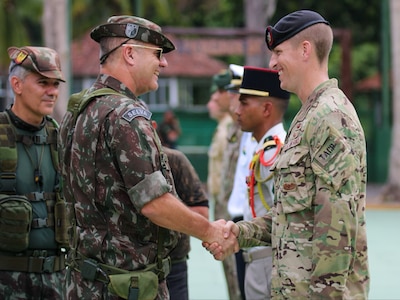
[
  {"left": 10, "top": 76, "right": 22, "bottom": 95},
  {"left": 123, "top": 45, "right": 135, "bottom": 65},
  {"left": 302, "top": 41, "right": 312, "bottom": 60},
  {"left": 260, "top": 100, "right": 270, "bottom": 116}
]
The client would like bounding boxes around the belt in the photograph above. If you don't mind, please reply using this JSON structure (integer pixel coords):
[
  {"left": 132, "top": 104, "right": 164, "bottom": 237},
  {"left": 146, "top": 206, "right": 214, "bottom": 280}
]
[
  {"left": 73, "top": 254, "right": 171, "bottom": 284},
  {"left": 243, "top": 247, "right": 272, "bottom": 263},
  {"left": 0, "top": 254, "right": 66, "bottom": 273}
]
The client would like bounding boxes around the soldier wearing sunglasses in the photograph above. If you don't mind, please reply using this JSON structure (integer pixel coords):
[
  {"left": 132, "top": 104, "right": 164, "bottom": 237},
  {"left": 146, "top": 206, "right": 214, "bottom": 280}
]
[{"left": 59, "top": 15, "right": 235, "bottom": 300}]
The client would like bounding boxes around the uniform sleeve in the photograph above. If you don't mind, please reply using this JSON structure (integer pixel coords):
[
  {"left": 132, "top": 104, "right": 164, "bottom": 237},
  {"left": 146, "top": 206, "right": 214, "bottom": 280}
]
[
  {"left": 237, "top": 209, "right": 273, "bottom": 248},
  {"left": 307, "top": 112, "right": 363, "bottom": 297},
  {"left": 106, "top": 113, "right": 171, "bottom": 210},
  {"left": 207, "top": 123, "right": 229, "bottom": 196}
]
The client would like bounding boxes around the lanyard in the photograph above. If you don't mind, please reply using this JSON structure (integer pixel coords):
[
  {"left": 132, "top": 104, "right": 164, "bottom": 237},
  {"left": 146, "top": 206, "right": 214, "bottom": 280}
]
[{"left": 247, "top": 135, "right": 282, "bottom": 217}]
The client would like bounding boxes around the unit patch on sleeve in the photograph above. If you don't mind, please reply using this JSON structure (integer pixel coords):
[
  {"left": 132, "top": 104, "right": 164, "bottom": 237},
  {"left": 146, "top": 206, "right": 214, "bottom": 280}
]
[
  {"left": 122, "top": 108, "right": 152, "bottom": 122},
  {"left": 314, "top": 137, "right": 341, "bottom": 167}
]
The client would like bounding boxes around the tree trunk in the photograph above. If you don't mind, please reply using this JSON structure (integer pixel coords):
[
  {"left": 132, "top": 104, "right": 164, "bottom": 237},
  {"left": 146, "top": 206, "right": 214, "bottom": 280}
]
[
  {"left": 382, "top": 0, "right": 400, "bottom": 201},
  {"left": 42, "top": 0, "right": 70, "bottom": 123},
  {"left": 244, "top": 0, "right": 276, "bottom": 67}
]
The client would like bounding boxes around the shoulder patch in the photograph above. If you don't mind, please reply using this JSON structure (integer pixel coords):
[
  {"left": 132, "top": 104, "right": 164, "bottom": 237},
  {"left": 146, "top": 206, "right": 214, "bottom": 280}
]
[
  {"left": 122, "top": 108, "right": 152, "bottom": 122},
  {"left": 315, "top": 137, "right": 341, "bottom": 167}
]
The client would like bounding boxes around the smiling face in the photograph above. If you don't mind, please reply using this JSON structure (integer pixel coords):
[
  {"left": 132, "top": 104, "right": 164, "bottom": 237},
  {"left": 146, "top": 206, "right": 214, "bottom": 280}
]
[
  {"left": 10, "top": 71, "right": 61, "bottom": 125},
  {"left": 269, "top": 39, "right": 303, "bottom": 94},
  {"left": 127, "top": 42, "right": 168, "bottom": 95}
]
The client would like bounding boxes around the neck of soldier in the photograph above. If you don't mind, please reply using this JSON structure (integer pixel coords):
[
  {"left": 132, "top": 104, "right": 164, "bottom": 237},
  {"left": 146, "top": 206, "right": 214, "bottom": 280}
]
[
  {"left": 100, "top": 59, "right": 141, "bottom": 96},
  {"left": 253, "top": 118, "right": 281, "bottom": 142},
  {"left": 296, "top": 60, "right": 330, "bottom": 104},
  {"left": 11, "top": 100, "right": 44, "bottom": 127}
]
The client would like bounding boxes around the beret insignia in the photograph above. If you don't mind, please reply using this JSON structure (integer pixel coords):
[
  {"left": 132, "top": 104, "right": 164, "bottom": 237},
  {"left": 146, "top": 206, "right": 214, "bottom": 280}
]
[
  {"left": 125, "top": 24, "right": 139, "bottom": 39},
  {"left": 265, "top": 27, "right": 273, "bottom": 48}
]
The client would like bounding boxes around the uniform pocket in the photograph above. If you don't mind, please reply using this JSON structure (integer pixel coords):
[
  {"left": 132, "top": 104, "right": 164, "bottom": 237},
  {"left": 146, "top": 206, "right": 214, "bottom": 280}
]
[{"left": 275, "top": 146, "right": 313, "bottom": 214}]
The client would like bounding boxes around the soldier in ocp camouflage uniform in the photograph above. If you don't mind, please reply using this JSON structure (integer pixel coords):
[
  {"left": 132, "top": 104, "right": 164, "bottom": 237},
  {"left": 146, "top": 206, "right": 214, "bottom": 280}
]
[
  {"left": 0, "top": 46, "right": 66, "bottom": 299},
  {"left": 206, "top": 10, "right": 369, "bottom": 299},
  {"left": 59, "top": 15, "right": 232, "bottom": 300}
]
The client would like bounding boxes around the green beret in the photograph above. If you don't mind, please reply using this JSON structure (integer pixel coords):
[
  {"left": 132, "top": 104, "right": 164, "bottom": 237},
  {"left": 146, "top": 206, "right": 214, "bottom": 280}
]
[
  {"left": 265, "top": 10, "right": 329, "bottom": 50},
  {"left": 210, "top": 69, "right": 232, "bottom": 93},
  {"left": 91, "top": 15, "right": 175, "bottom": 53}
]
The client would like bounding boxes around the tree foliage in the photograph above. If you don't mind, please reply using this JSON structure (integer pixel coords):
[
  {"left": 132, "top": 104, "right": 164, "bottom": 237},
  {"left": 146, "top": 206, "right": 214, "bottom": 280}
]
[
  {"left": 274, "top": 0, "right": 380, "bottom": 45},
  {"left": 0, "top": 0, "right": 382, "bottom": 79},
  {"left": 0, "top": 0, "right": 42, "bottom": 69}
]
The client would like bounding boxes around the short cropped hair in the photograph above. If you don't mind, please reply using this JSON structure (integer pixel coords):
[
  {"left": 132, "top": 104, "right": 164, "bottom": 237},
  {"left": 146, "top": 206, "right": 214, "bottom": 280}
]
[
  {"left": 8, "top": 64, "right": 30, "bottom": 83},
  {"left": 291, "top": 23, "right": 333, "bottom": 64}
]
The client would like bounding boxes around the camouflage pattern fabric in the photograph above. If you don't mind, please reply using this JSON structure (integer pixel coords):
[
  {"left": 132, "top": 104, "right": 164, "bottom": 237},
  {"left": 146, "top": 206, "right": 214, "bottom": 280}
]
[
  {"left": 0, "top": 270, "right": 65, "bottom": 300},
  {"left": 218, "top": 121, "right": 243, "bottom": 221},
  {"left": 7, "top": 46, "right": 65, "bottom": 81},
  {"left": 207, "top": 114, "right": 233, "bottom": 206},
  {"left": 217, "top": 121, "right": 243, "bottom": 300},
  {"left": 163, "top": 147, "right": 208, "bottom": 262},
  {"left": 236, "top": 79, "right": 369, "bottom": 299},
  {"left": 59, "top": 74, "right": 179, "bottom": 299},
  {"left": 90, "top": 15, "right": 175, "bottom": 53},
  {"left": 0, "top": 112, "right": 66, "bottom": 299}
]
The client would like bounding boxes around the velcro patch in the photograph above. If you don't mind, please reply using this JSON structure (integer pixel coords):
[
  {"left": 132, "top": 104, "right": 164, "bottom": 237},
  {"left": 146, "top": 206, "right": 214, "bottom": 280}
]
[
  {"left": 122, "top": 108, "right": 152, "bottom": 122},
  {"left": 315, "top": 137, "right": 341, "bottom": 167}
]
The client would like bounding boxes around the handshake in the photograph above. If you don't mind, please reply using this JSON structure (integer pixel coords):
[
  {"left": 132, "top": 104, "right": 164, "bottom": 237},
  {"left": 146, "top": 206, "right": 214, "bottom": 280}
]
[{"left": 202, "top": 219, "right": 241, "bottom": 261}]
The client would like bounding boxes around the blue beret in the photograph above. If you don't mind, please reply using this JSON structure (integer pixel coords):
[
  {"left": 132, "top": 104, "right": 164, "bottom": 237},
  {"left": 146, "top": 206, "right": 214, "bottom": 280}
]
[
  {"left": 265, "top": 10, "right": 329, "bottom": 50},
  {"left": 239, "top": 66, "right": 290, "bottom": 100}
]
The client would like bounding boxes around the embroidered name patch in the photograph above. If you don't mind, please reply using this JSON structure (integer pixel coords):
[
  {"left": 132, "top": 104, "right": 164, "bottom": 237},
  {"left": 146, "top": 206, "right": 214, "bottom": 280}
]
[
  {"left": 315, "top": 138, "right": 341, "bottom": 167},
  {"left": 122, "top": 108, "right": 152, "bottom": 122}
]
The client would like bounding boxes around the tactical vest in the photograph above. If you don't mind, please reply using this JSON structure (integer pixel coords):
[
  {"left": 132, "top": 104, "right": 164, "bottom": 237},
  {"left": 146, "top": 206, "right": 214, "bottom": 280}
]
[{"left": 0, "top": 112, "right": 71, "bottom": 254}]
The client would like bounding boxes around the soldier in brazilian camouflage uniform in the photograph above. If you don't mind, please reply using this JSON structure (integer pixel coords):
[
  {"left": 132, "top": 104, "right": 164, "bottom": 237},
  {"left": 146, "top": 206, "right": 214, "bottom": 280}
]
[
  {"left": 0, "top": 46, "right": 66, "bottom": 299},
  {"left": 58, "top": 15, "right": 230, "bottom": 300},
  {"left": 206, "top": 10, "right": 370, "bottom": 299}
]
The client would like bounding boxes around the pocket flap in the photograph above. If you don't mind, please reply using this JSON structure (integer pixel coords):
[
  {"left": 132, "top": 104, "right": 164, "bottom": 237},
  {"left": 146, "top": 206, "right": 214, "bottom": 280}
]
[{"left": 108, "top": 271, "right": 158, "bottom": 300}]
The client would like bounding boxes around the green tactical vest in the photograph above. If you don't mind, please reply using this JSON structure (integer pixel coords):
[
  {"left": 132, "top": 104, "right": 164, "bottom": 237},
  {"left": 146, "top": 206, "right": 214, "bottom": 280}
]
[{"left": 0, "top": 112, "right": 71, "bottom": 252}]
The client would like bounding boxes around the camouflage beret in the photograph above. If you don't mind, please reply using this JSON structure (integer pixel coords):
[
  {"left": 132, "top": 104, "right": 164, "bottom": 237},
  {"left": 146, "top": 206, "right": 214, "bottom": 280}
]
[
  {"left": 7, "top": 46, "right": 65, "bottom": 82},
  {"left": 210, "top": 69, "right": 232, "bottom": 94},
  {"left": 90, "top": 15, "right": 175, "bottom": 53},
  {"left": 239, "top": 66, "right": 290, "bottom": 100},
  {"left": 265, "top": 10, "right": 329, "bottom": 50}
]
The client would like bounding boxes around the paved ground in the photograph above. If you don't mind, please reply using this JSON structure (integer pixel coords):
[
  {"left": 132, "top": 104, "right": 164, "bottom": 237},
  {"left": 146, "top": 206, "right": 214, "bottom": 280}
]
[
  {"left": 187, "top": 184, "right": 400, "bottom": 300},
  {"left": 367, "top": 183, "right": 400, "bottom": 208}
]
